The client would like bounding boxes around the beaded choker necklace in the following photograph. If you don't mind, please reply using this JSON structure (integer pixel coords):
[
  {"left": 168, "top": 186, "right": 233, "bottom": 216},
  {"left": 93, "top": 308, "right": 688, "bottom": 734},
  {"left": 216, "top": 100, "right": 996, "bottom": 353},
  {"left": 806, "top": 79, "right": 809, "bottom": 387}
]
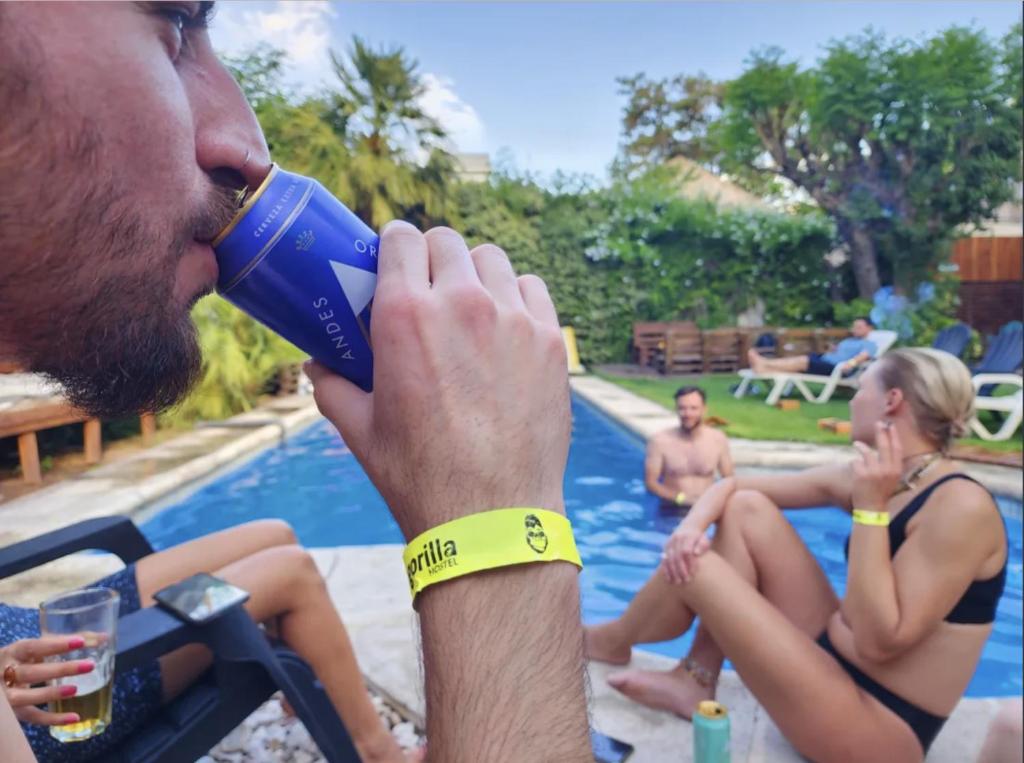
[{"left": 894, "top": 452, "right": 943, "bottom": 495}]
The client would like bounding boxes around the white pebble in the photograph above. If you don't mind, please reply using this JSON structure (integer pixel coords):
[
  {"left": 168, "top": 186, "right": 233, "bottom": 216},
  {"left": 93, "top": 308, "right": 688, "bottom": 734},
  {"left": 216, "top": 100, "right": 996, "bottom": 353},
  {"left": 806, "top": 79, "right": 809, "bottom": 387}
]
[
  {"left": 217, "top": 726, "right": 249, "bottom": 753},
  {"left": 392, "top": 721, "right": 419, "bottom": 748},
  {"left": 284, "top": 722, "right": 315, "bottom": 751}
]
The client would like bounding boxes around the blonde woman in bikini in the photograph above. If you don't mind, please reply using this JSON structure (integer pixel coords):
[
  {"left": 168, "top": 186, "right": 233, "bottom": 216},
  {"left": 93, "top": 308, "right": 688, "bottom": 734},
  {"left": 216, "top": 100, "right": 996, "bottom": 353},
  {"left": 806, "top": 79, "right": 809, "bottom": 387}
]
[{"left": 586, "top": 349, "right": 1007, "bottom": 762}]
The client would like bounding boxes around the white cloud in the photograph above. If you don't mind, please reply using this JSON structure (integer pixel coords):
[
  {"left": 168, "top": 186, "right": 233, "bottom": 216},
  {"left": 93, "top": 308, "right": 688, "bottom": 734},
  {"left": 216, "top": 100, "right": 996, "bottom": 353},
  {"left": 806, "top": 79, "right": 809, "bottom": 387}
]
[
  {"left": 210, "top": 3, "right": 487, "bottom": 155},
  {"left": 210, "top": 1, "right": 337, "bottom": 93},
  {"left": 418, "top": 73, "right": 486, "bottom": 154}
]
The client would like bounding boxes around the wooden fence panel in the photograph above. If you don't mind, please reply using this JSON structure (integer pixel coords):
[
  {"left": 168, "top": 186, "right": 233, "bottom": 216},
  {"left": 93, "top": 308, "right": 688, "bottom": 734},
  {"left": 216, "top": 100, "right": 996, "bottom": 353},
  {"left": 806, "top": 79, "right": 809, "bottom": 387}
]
[{"left": 951, "top": 237, "right": 1023, "bottom": 282}]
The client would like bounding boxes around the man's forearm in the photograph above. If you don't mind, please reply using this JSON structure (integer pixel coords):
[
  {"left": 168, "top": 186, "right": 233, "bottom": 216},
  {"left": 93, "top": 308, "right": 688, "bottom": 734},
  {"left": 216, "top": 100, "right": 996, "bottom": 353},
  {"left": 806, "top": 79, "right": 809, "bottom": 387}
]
[
  {"left": 419, "top": 562, "right": 590, "bottom": 762},
  {"left": 647, "top": 480, "right": 680, "bottom": 503}
]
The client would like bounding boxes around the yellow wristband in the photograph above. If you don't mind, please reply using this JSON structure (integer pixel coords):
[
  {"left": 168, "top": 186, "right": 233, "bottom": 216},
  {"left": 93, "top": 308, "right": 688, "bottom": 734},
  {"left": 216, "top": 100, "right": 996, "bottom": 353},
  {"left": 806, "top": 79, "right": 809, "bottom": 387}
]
[
  {"left": 674, "top": 491, "right": 687, "bottom": 506},
  {"left": 403, "top": 508, "right": 583, "bottom": 600},
  {"left": 852, "top": 509, "right": 890, "bottom": 527}
]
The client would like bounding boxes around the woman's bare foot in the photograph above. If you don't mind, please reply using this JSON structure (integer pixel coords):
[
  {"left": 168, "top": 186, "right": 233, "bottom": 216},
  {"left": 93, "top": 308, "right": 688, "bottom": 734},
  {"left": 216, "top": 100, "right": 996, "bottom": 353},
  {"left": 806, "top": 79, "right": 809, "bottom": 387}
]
[
  {"left": 584, "top": 623, "right": 632, "bottom": 666},
  {"left": 606, "top": 664, "right": 715, "bottom": 720}
]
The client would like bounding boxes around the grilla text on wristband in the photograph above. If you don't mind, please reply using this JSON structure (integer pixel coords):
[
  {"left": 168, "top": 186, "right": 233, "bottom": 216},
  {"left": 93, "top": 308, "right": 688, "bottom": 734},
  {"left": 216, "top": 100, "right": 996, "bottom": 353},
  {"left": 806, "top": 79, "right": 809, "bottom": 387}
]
[{"left": 402, "top": 508, "right": 583, "bottom": 600}]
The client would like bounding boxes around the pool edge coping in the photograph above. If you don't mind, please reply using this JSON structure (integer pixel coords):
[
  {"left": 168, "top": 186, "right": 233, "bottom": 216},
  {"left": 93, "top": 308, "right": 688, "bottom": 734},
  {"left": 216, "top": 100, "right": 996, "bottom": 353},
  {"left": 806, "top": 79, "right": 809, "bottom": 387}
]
[{"left": 0, "top": 397, "right": 324, "bottom": 546}]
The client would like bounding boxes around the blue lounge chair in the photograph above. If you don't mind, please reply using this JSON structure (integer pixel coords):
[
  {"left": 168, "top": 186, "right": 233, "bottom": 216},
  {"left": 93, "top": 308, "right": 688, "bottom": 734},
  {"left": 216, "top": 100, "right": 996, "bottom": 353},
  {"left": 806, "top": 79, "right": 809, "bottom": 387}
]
[
  {"left": 931, "top": 323, "right": 972, "bottom": 359},
  {"left": 0, "top": 516, "right": 359, "bottom": 763},
  {"left": 973, "top": 322, "right": 1023, "bottom": 396}
]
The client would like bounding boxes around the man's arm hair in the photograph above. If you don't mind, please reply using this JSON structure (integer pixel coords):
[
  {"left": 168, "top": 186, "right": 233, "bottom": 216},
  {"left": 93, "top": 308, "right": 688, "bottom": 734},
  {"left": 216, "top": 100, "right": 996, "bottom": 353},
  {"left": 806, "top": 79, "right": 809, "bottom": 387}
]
[{"left": 419, "top": 563, "right": 589, "bottom": 761}]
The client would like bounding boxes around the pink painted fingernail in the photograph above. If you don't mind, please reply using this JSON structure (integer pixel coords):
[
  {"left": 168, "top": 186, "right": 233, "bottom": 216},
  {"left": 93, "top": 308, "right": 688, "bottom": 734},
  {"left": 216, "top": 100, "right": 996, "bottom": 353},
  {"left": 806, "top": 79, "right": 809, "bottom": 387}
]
[
  {"left": 63, "top": 713, "right": 80, "bottom": 723},
  {"left": 60, "top": 685, "right": 78, "bottom": 698},
  {"left": 77, "top": 660, "right": 95, "bottom": 674},
  {"left": 67, "top": 637, "right": 85, "bottom": 649}
]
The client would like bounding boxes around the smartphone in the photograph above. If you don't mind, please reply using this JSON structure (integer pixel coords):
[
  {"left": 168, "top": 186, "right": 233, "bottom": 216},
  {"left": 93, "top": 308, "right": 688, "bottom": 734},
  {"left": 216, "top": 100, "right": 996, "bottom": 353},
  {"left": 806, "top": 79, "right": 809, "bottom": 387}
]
[
  {"left": 591, "top": 729, "right": 634, "bottom": 763},
  {"left": 153, "top": 572, "right": 250, "bottom": 625}
]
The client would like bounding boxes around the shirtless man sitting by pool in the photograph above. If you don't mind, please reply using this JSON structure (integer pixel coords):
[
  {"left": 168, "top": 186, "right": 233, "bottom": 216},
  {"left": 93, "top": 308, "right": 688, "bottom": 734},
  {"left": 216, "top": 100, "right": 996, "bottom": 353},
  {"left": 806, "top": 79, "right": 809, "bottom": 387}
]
[{"left": 645, "top": 386, "right": 733, "bottom": 511}]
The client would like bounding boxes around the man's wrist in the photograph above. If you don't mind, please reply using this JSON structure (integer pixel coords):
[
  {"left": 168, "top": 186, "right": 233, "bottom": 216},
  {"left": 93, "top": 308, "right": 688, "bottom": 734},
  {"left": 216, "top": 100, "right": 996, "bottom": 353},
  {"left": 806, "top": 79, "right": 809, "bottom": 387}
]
[{"left": 397, "top": 493, "right": 567, "bottom": 541}]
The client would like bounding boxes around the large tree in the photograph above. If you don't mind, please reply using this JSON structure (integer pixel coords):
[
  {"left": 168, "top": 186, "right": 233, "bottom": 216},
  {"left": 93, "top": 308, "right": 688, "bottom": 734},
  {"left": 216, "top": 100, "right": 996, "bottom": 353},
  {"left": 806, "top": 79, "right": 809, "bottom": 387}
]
[
  {"left": 619, "top": 24, "right": 1023, "bottom": 298},
  {"left": 615, "top": 72, "right": 723, "bottom": 170}
]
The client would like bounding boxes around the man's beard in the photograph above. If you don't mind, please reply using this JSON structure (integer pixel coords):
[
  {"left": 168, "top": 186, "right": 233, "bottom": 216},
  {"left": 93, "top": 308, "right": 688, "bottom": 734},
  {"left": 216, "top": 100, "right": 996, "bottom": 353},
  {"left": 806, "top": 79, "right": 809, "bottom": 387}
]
[
  {"left": 32, "top": 270, "right": 206, "bottom": 421},
  {"left": 9, "top": 201, "right": 207, "bottom": 420},
  {"left": 18, "top": 182, "right": 238, "bottom": 419},
  {"left": 0, "top": 125, "right": 237, "bottom": 420}
]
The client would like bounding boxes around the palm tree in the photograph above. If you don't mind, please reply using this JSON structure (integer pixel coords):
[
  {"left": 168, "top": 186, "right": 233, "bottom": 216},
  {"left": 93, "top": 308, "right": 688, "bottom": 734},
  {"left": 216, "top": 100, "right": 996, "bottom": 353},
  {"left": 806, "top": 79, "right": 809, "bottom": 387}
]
[{"left": 323, "top": 37, "right": 456, "bottom": 228}]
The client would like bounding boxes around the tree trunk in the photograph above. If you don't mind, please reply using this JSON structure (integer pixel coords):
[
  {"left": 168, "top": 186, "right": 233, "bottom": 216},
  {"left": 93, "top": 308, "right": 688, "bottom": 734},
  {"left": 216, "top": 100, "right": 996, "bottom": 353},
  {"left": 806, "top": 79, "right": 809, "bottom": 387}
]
[{"left": 843, "top": 224, "right": 883, "bottom": 299}]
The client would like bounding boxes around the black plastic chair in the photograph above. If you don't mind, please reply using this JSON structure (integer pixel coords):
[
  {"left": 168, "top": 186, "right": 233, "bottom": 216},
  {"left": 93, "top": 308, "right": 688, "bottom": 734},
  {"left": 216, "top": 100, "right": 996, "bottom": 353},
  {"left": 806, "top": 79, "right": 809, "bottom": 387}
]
[
  {"left": 0, "top": 516, "right": 359, "bottom": 763},
  {"left": 973, "top": 321, "right": 1023, "bottom": 397},
  {"left": 931, "top": 322, "right": 972, "bottom": 359}
]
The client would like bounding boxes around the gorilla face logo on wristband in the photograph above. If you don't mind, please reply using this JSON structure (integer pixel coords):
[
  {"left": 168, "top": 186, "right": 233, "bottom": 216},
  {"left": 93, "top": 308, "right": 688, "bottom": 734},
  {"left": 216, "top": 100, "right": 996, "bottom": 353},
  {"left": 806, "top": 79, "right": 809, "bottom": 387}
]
[{"left": 524, "top": 513, "right": 549, "bottom": 554}]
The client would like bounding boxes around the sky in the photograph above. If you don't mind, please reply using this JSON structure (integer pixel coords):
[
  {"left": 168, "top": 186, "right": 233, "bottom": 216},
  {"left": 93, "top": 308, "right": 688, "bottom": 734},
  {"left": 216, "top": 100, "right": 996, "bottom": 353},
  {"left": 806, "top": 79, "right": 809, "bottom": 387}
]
[{"left": 209, "top": 1, "right": 1022, "bottom": 183}]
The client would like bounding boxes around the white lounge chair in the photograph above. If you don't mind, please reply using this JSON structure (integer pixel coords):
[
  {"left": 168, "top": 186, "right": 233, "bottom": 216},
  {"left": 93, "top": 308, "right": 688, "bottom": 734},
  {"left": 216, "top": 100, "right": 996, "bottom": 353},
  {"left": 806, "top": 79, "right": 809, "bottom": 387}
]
[
  {"left": 968, "top": 373, "right": 1023, "bottom": 442},
  {"left": 734, "top": 330, "right": 899, "bottom": 405}
]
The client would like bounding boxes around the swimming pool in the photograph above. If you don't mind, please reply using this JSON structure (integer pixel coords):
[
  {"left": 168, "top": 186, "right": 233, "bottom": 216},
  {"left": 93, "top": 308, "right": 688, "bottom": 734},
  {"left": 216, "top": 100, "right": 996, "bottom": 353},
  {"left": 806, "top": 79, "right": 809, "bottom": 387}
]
[{"left": 142, "top": 398, "right": 1023, "bottom": 697}]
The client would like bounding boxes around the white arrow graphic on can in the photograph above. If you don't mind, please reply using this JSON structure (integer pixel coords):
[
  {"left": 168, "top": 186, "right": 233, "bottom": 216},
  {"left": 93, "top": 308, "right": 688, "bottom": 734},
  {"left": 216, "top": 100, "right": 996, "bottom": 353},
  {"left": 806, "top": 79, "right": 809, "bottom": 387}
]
[{"left": 329, "top": 260, "right": 376, "bottom": 316}]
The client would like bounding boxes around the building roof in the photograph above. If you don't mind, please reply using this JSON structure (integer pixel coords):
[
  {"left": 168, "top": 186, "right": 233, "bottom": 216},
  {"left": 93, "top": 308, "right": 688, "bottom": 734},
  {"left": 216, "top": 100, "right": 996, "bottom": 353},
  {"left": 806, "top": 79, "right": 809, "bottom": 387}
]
[
  {"left": 665, "top": 156, "right": 772, "bottom": 211},
  {"left": 454, "top": 153, "right": 491, "bottom": 183}
]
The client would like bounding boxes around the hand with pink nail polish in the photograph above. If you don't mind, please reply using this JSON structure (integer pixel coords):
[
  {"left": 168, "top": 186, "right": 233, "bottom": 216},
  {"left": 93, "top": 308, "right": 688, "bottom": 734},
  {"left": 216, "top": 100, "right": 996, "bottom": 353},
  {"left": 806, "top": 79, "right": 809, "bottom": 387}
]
[{"left": 0, "top": 634, "right": 93, "bottom": 727}]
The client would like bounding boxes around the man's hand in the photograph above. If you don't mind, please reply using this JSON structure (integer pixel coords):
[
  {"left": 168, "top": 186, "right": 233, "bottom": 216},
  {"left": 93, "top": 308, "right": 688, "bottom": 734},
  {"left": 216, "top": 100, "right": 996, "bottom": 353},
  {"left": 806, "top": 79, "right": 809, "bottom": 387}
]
[
  {"left": 308, "top": 222, "right": 571, "bottom": 539},
  {"left": 307, "top": 222, "right": 589, "bottom": 762}
]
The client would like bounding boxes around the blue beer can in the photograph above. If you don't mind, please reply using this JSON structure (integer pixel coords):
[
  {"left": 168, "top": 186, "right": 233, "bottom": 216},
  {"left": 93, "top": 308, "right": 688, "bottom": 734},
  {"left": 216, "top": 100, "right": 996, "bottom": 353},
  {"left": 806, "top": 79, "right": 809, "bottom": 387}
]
[
  {"left": 212, "top": 165, "right": 378, "bottom": 391},
  {"left": 694, "top": 700, "right": 731, "bottom": 763}
]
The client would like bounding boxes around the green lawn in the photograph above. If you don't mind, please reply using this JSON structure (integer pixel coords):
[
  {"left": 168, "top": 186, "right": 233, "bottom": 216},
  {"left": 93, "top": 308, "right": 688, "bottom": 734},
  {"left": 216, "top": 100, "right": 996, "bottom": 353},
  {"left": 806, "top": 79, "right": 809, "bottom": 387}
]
[{"left": 597, "top": 372, "right": 1023, "bottom": 454}]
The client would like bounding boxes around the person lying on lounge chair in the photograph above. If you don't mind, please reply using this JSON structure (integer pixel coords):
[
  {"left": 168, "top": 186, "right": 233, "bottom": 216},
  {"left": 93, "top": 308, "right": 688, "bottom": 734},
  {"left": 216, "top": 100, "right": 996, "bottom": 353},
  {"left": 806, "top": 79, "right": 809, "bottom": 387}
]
[
  {"left": 747, "top": 317, "right": 878, "bottom": 377},
  {"left": 1, "top": 521, "right": 421, "bottom": 762}
]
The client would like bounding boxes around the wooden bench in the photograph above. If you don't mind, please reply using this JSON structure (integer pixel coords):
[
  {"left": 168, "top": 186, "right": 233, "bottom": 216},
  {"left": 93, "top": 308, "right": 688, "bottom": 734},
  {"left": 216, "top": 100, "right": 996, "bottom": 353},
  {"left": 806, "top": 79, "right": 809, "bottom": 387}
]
[
  {"left": 0, "top": 396, "right": 157, "bottom": 485},
  {"left": 664, "top": 323, "right": 703, "bottom": 375},
  {"left": 703, "top": 328, "right": 742, "bottom": 373},
  {"left": 632, "top": 322, "right": 672, "bottom": 368}
]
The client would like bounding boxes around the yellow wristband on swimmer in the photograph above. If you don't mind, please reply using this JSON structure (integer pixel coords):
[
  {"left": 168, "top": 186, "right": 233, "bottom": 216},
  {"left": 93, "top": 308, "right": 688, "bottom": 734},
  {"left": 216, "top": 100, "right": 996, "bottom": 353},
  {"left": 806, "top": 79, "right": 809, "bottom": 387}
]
[
  {"left": 674, "top": 491, "right": 687, "bottom": 506},
  {"left": 852, "top": 509, "right": 890, "bottom": 527},
  {"left": 403, "top": 508, "right": 583, "bottom": 599}
]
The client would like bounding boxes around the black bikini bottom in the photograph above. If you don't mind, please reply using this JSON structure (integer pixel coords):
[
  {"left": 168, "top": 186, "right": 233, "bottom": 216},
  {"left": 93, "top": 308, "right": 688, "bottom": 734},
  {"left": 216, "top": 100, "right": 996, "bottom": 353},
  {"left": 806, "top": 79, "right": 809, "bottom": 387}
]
[{"left": 816, "top": 631, "right": 947, "bottom": 753}]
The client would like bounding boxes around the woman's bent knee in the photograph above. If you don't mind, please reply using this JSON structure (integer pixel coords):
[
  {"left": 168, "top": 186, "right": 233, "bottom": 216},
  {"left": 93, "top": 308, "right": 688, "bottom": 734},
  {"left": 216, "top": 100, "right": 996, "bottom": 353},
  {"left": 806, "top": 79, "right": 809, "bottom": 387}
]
[
  {"left": 268, "top": 545, "right": 325, "bottom": 591},
  {"left": 720, "top": 489, "right": 775, "bottom": 525},
  {"left": 242, "top": 518, "right": 298, "bottom": 547}
]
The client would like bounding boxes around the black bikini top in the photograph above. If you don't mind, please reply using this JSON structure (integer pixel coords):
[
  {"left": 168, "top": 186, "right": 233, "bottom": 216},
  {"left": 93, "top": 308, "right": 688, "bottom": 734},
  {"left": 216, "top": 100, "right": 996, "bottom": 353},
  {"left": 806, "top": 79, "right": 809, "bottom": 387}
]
[{"left": 844, "top": 473, "right": 1007, "bottom": 625}]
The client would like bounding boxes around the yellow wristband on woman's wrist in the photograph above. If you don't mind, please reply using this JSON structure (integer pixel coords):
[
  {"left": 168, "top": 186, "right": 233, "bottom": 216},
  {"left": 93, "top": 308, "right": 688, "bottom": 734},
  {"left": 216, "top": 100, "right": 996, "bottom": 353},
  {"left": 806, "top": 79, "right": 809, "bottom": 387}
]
[
  {"left": 402, "top": 508, "right": 583, "bottom": 601},
  {"left": 852, "top": 509, "right": 890, "bottom": 527}
]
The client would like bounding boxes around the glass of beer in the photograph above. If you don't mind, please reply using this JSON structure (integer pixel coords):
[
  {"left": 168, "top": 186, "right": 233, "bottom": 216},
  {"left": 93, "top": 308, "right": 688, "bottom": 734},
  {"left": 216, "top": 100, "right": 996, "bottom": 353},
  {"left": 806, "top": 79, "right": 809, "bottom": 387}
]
[{"left": 39, "top": 587, "right": 119, "bottom": 742}]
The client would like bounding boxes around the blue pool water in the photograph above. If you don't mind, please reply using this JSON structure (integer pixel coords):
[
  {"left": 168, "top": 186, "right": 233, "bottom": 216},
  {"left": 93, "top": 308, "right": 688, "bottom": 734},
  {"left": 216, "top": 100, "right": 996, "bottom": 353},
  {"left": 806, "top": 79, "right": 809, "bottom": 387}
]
[{"left": 142, "top": 398, "right": 1023, "bottom": 697}]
